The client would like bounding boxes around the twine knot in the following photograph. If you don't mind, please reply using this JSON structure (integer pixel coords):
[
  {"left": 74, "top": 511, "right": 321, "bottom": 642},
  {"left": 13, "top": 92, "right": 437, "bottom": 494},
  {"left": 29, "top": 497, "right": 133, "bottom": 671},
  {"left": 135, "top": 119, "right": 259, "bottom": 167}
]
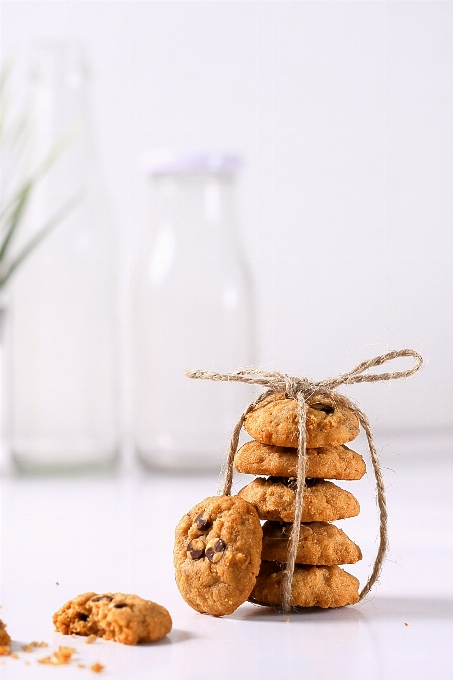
[
  {"left": 282, "top": 375, "right": 312, "bottom": 400},
  {"left": 186, "top": 349, "right": 423, "bottom": 612}
]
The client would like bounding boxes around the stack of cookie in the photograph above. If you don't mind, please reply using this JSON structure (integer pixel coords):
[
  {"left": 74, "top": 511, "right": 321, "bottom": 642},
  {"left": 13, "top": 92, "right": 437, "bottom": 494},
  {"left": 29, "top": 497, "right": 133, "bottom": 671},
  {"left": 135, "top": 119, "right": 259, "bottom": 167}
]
[{"left": 235, "top": 392, "right": 364, "bottom": 609}]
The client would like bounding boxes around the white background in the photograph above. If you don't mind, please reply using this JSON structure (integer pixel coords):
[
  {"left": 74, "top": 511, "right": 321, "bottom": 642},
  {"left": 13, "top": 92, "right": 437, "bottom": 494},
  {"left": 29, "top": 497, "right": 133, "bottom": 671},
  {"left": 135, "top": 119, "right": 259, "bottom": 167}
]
[
  {"left": 1, "top": 0, "right": 452, "bottom": 444},
  {"left": 0, "top": 6, "right": 452, "bottom": 678}
]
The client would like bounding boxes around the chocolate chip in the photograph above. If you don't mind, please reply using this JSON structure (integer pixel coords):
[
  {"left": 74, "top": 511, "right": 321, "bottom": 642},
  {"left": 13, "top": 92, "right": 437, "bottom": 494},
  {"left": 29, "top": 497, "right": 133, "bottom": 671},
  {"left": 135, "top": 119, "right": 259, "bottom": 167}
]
[
  {"left": 91, "top": 595, "right": 113, "bottom": 602},
  {"left": 187, "top": 538, "right": 205, "bottom": 560},
  {"left": 77, "top": 613, "right": 89, "bottom": 621},
  {"left": 310, "top": 402, "right": 334, "bottom": 415},
  {"left": 268, "top": 476, "right": 298, "bottom": 491},
  {"left": 194, "top": 513, "right": 210, "bottom": 531},
  {"left": 205, "top": 548, "right": 214, "bottom": 561},
  {"left": 206, "top": 538, "right": 226, "bottom": 564},
  {"left": 113, "top": 603, "right": 128, "bottom": 609},
  {"left": 268, "top": 475, "right": 317, "bottom": 490}
]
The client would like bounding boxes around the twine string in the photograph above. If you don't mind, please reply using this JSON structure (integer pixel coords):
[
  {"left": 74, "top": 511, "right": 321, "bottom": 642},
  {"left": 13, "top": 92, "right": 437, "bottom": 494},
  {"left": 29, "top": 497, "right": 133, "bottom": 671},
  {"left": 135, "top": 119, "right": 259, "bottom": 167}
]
[{"left": 186, "top": 348, "right": 423, "bottom": 612}]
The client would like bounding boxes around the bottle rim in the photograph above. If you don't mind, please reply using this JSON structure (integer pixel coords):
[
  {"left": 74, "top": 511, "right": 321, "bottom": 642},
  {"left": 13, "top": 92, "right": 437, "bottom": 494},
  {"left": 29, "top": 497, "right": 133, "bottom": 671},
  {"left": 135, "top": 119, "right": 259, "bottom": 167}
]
[{"left": 142, "top": 149, "right": 242, "bottom": 175}]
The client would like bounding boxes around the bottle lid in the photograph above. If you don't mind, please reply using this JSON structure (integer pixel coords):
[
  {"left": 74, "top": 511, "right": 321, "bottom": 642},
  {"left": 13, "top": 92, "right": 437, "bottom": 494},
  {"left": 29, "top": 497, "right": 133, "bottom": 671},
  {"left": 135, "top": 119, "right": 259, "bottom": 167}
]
[{"left": 142, "top": 150, "right": 242, "bottom": 175}]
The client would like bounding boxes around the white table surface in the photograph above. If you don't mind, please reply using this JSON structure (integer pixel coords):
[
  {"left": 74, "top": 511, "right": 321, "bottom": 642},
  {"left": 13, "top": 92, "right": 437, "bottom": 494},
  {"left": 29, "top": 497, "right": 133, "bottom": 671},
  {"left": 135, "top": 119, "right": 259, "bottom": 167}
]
[{"left": 0, "top": 446, "right": 452, "bottom": 679}]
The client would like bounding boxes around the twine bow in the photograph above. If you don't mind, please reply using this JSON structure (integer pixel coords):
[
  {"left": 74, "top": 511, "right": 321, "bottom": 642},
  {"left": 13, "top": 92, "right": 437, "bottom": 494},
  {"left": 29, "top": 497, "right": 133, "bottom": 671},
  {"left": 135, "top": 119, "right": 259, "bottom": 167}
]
[{"left": 186, "top": 348, "right": 423, "bottom": 612}]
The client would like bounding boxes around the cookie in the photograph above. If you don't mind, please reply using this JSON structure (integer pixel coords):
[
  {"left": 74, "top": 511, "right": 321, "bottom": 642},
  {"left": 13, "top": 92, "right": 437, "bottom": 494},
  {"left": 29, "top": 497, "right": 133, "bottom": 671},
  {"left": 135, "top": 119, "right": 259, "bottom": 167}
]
[
  {"left": 174, "top": 496, "right": 262, "bottom": 616},
  {"left": 53, "top": 593, "right": 172, "bottom": 645},
  {"left": 261, "top": 521, "right": 362, "bottom": 565},
  {"left": 234, "top": 441, "right": 366, "bottom": 480},
  {"left": 250, "top": 561, "right": 360, "bottom": 608},
  {"left": 0, "top": 619, "right": 11, "bottom": 648},
  {"left": 237, "top": 477, "right": 360, "bottom": 522},
  {"left": 244, "top": 393, "right": 359, "bottom": 448}
]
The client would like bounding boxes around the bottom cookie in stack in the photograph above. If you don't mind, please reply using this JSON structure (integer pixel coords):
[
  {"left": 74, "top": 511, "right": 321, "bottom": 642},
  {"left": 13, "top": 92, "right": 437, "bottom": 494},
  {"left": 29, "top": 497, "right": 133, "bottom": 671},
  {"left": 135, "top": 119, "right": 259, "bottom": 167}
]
[
  {"left": 250, "top": 562, "right": 360, "bottom": 609},
  {"left": 249, "top": 520, "right": 361, "bottom": 609}
]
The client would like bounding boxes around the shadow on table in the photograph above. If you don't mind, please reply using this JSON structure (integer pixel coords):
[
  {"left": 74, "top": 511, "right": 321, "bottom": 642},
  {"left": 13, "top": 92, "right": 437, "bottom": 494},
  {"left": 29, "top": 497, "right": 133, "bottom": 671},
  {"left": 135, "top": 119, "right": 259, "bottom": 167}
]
[
  {"left": 233, "top": 596, "right": 453, "bottom": 623},
  {"left": 136, "top": 629, "right": 198, "bottom": 646},
  {"left": 232, "top": 601, "right": 361, "bottom": 623},
  {"left": 358, "top": 596, "right": 453, "bottom": 620}
]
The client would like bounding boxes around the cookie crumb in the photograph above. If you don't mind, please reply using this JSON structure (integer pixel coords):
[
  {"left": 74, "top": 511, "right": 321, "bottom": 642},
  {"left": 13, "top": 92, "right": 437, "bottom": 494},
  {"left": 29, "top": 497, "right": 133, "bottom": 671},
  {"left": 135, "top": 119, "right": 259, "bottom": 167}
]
[
  {"left": 38, "top": 646, "right": 76, "bottom": 665},
  {"left": 404, "top": 622, "right": 409, "bottom": 627},
  {"left": 38, "top": 657, "right": 52, "bottom": 665},
  {"left": 0, "top": 646, "right": 10, "bottom": 656},
  {"left": 91, "top": 662, "right": 104, "bottom": 673},
  {"left": 285, "top": 617, "right": 290, "bottom": 622},
  {"left": 86, "top": 634, "right": 97, "bottom": 644},
  {"left": 56, "top": 582, "right": 60, "bottom": 586},
  {"left": 11, "top": 652, "right": 19, "bottom": 659},
  {"left": 22, "top": 641, "right": 47, "bottom": 651},
  {"left": 78, "top": 664, "right": 86, "bottom": 669}
]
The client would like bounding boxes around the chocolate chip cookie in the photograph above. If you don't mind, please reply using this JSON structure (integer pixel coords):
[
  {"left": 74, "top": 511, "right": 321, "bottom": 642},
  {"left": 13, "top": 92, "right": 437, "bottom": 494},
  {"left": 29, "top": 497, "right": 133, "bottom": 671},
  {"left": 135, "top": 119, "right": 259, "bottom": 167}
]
[
  {"left": 174, "top": 496, "right": 262, "bottom": 616},
  {"left": 53, "top": 593, "right": 172, "bottom": 645},
  {"left": 237, "top": 477, "right": 360, "bottom": 522},
  {"left": 234, "top": 441, "right": 366, "bottom": 480},
  {"left": 0, "top": 619, "right": 11, "bottom": 648},
  {"left": 244, "top": 393, "right": 359, "bottom": 448},
  {"left": 250, "top": 561, "right": 360, "bottom": 608},
  {"left": 261, "top": 521, "right": 362, "bottom": 565}
]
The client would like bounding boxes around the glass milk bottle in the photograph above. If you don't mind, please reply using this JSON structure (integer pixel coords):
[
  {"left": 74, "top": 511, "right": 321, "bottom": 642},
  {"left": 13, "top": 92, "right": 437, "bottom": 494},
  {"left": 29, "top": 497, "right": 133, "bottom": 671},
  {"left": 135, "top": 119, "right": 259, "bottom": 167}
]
[
  {"left": 133, "top": 151, "right": 255, "bottom": 471},
  {"left": 8, "top": 43, "right": 119, "bottom": 472}
]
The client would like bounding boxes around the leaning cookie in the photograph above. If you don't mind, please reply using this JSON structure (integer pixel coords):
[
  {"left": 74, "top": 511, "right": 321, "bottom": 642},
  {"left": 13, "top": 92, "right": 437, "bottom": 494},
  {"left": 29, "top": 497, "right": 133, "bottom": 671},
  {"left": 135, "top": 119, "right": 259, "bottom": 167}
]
[
  {"left": 244, "top": 393, "right": 359, "bottom": 448},
  {"left": 261, "top": 521, "right": 362, "bottom": 565},
  {"left": 250, "top": 561, "right": 360, "bottom": 608},
  {"left": 53, "top": 593, "right": 172, "bottom": 645},
  {"left": 238, "top": 477, "right": 360, "bottom": 522},
  {"left": 174, "top": 496, "right": 262, "bottom": 616},
  {"left": 234, "top": 441, "right": 366, "bottom": 480}
]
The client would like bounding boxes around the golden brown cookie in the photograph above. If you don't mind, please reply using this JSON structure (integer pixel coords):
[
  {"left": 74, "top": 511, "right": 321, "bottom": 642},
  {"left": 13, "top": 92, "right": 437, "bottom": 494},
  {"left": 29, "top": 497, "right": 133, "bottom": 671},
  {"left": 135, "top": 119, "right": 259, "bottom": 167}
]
[
  {"left": 237, "top": 477, "right": 360, "bottom": 522},
  {"left": 174, "top": 496, "right": 262, "bottom": 616},
  {"left": 244, "top": 393, "right": 359, "bottom": 448},
  {"left": 250, "top": 561, "right": 360, "bottom": 608},
  {"left": 234, "top": 441, "right": 366, "bottom": 480},
  {"left": 0, "top": 619, "right": 11, "bottom": 649},
  {"left": 261, "top": 521, "right": 362, "bottom": 565},
  {"left": 53, "top": 593, "right": 172, "bottom": 645}
]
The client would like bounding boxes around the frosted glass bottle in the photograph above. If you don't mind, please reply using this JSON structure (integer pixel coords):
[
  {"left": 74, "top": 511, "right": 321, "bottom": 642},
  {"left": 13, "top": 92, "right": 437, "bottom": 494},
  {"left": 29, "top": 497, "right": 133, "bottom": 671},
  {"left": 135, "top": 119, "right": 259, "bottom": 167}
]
[
  {"left": 133, "top": 151, "right": 255, "bottom": 471},
  {"left": 8, "top": 43, "right": 119, "bottom": 472}
]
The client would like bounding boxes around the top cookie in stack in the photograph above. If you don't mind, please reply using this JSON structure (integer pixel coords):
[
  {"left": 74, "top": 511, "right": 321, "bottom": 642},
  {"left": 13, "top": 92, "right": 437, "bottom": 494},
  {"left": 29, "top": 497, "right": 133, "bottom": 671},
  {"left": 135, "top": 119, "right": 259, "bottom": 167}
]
[
  {"left": 241, "top": 391, "right": 361, "bottom": 449},
  {"left": 235, "top": 392, "right": 364, "bottom": 609}
]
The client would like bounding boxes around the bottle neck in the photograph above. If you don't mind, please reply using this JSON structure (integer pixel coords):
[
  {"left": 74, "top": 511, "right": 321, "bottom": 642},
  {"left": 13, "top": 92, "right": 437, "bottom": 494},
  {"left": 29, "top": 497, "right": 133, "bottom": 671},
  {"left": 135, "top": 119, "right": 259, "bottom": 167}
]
[
  {"left": 28, "top": 43, "right": 96, "bottom": 201},
  {"left": 30, "top": 43, "right": 91, "bottom": 139},
  {"left": 149, "top": 173, "right": 238, "bottom": 235}
]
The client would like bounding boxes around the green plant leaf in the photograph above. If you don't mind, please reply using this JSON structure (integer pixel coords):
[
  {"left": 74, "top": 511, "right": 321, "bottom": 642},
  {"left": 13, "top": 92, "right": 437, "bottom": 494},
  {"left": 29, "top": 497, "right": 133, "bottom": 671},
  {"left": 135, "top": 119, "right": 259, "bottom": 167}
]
[
  {"left": 0, "top": 188, "right": 84, "bottom": 289},
  {"left": 0, "top": 180, "right": 33, "bottom": 262},
  {"left": 1, "top": 127, "right": 79, "bottom": 263}
]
